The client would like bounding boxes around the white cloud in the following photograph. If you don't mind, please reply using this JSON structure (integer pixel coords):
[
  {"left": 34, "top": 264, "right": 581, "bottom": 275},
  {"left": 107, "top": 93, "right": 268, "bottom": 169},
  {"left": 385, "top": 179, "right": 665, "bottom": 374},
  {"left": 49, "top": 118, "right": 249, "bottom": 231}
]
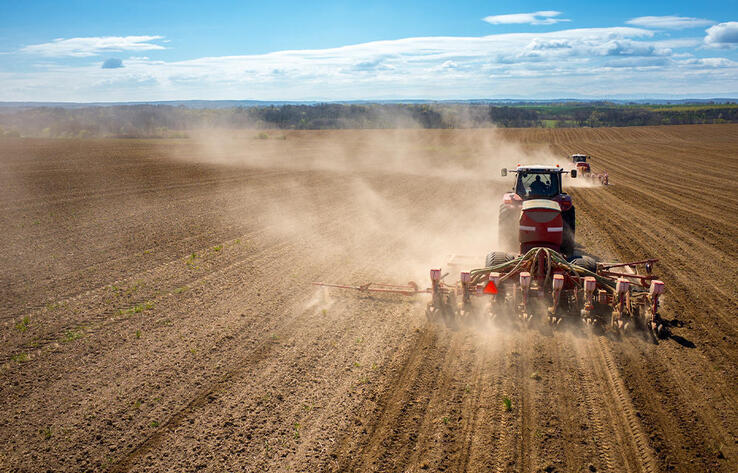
[
  {"left": 20, "top": 36, "right": 165, "bottom": 57},
  {"left": 593, "top": 39, "right": 671, "bottom": 57},
  {"left": 652, "top": 37, "right": 704, "bottom": 49},
  {"left": 626, "top": 16, "right": 714, "bottom": 30},
  {"left": 2, "top": 26, "right": 737, "bottom": 101},
  {"left": 483, "top": 11, "right": 570, "bottom": 26},
  {"left": 679, "top": 57, "right": 737, "bottom": 67},
  {"left": 704, "top": 22, "right": 738, "bottom": 48},
  {"left": 101, "top": 58, "right": 124, "bottom": 69},
  {"left": 603, "top": 57, "right": 670, "bottom": 68}
]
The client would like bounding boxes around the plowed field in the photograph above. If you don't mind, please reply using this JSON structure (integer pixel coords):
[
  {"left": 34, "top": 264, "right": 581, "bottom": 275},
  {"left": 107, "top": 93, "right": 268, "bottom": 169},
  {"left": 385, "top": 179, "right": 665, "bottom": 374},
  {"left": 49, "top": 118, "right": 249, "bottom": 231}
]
[{"left": 1, "top": 124, "right": 736, "bottom": 472}]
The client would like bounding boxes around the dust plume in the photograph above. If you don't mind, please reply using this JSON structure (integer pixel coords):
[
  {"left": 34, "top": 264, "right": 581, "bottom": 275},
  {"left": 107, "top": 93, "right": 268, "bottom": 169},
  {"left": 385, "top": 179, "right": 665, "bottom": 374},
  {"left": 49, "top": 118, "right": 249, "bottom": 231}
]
[{"left": 175, "top": 122, "right": 581, "bottom": 289}]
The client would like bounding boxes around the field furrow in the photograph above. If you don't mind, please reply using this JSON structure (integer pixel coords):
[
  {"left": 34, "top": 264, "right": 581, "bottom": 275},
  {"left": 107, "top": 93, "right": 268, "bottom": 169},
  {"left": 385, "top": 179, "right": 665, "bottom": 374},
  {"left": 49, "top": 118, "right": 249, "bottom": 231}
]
[{"left": 1, "top": 125, "right": 736, "bottom": 472}]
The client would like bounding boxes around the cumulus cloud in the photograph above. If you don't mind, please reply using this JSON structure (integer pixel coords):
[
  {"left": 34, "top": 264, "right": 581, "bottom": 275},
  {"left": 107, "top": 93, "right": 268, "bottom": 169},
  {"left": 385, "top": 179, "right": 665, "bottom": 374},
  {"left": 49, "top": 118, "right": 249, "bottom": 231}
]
[
  {"left": 680, "top": 57, "right": 737, "bottom": 67},
  {"left": 594, "top": 39, "right": 670, "bottom": 57},
  {"left": 483, "top": 11, "right": 570, "bottom": 26},
  {"left": 603, "top": 57, "right": 670, "bottom": 68},
  {"left": 2, "top": 26, "right": 737, "bottom": 101},
  {"left": 21, "top": 36, "right": 165, "bottom": 57},
  {"left": 101, "top": 58, "right": 124, "bottom": 69},
  {"left": 526, "top": 39, "right": 573, "bottom": 50},
  {"left": 626, "top": 16, "right": 714, "bottom": 30},
  {"left": 346, "top": 55, "right": 396, "bottom": 72},
  {"left": 704, "top": 22, "right": 738, "bottom": 48}
]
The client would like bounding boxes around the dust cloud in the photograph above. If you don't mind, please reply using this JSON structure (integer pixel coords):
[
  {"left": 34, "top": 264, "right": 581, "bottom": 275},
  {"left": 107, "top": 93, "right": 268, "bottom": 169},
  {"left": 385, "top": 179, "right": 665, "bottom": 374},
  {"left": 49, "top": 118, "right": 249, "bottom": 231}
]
[
  {"left": 186, "top": 126, "right": 573, "bottom": 181},
  {"left": 176, "top": 122, "right": 582, "bottom": 288}
]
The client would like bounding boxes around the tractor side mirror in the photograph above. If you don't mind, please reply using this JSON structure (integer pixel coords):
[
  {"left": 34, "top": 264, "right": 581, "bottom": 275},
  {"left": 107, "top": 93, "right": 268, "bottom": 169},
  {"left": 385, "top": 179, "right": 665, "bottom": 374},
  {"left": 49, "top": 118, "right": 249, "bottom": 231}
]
[
  {"left": 501, "top": 168, "right": 507, "bottom": 177},
  {"left": 570, "top": 169, "right": 577, "bottom": 178}
]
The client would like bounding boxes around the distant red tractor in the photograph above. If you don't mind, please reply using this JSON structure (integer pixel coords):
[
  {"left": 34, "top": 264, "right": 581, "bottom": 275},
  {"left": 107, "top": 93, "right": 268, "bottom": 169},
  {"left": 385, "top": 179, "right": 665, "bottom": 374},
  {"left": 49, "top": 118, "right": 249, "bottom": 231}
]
[
  {"left": 570, "top": 153, "right": 609, "bottom": 185},
  {"left": 570, "top": 154, "right": 591, "bottom": 175},
  {"left": 498, "top": 165, "right": 576, "bottom": 257}
]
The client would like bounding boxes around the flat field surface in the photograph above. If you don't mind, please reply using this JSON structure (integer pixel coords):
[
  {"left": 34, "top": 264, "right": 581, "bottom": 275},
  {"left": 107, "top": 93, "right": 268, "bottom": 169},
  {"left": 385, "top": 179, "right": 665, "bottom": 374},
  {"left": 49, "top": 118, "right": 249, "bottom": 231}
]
[{"left": 1, "top": 124, "right": 737, "bottom": 472}]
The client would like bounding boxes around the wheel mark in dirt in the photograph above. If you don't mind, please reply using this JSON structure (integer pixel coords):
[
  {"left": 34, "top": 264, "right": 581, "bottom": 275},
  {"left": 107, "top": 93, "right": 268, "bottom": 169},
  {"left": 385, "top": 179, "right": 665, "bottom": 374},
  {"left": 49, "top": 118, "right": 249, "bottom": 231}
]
[
  {"left": 572, "top": 334, "right": 621, "bottom": 472},
  {"left": 450, "top": 331, "right": 509, "bottom": 472},
  {"left": 2, "top": 237, "right": 293, "bottom": 364},
  {"left": 113, "top": 229, "right": 406, "bottom": 472},
  {"left": 590, "top": 336, "right": 658, "bottom": 473},
  {"left": 455, "top": 347, "right": 486, "bottom": 472},
  {"left": 518, "top": 334, "right": 535, "bottom": 473},
  {"left": 573, "top": 185, "right": 738, "bottom": 442},
  {"left": 621, "top": 337, "right": 738, "bottom": 470},
  {"left": 331, "top": 326, "right": 440, "bottom": 472},
  {"left": 1, "top": 227, "right": 267, "bottom": 322},
  {"left": 0, "top": 169, "right": 294, "bottom": 212},
  {"left": 402, "top": 331, "right": 481, "bottom": 472},
  {"left": 5, "top": 177, "right": 358, "bottom": 347},
  {"left": 570, "top": 181, "right": 738, "bottom": 471},
  {"left": 579, "top": 183, "right": 738, "bottom": 340},
  {"left": 1, "top": 183, "right": 320, "bottom": 322},
  {"left": 107, "top": 337, "right": 279, "bottom": 473},
  {"left": 369, "top": 327, "right": 451, "bottom": 472},
  {"left": 548, "top": 333, "right": 599, "bottom": 472},
  {"left": 493, "top": 334, "right": 524, "bottom": 473}
]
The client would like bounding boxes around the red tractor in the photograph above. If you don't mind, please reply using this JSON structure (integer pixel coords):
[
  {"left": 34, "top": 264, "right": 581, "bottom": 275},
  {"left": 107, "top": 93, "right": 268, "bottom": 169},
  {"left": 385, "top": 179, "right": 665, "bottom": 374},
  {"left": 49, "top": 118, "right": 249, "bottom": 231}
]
[
  {"left": 570, "top": 154, "right": 591, "bottom": 175},
  {"left": 313, "top": 165, "right": 667, "bottom": 338},
  {"left": 570, "top": 153, "right": 609, "bottom": 185},
  {"left": 498, "top": 165, "right": 576, "bottom": 257}
]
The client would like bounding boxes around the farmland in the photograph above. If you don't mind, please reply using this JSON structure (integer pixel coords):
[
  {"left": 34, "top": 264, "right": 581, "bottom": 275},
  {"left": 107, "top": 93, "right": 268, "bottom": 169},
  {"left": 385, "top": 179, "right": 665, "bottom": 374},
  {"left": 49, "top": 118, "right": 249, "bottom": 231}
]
[{"left": 1, "top": 124, "right": 737, "bottom": 472}]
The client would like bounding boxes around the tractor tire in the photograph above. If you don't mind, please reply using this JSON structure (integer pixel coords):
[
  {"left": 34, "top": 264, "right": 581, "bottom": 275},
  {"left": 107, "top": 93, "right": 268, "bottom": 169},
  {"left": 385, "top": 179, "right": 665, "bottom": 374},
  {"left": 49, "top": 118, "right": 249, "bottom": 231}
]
[
  {"left": 569, "top": 255, "right": 597, "bottom": 273},
  {"left": 562, "top": 207, "right": 575, "bottom": 235},
  {"left": 561, "top": 207, "right": 576, "bottom": 256},
  {"left": 497, "top": 204, "right": 519, "bottom": 252},
  {"left": 485, "top": 251, "right": 516, "bottom": 268}
]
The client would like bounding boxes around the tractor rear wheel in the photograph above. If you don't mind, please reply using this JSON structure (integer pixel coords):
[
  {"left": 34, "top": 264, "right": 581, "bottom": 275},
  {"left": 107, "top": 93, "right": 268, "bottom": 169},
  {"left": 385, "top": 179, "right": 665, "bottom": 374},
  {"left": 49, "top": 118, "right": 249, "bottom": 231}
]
[
  {"left": 497, "top": 204, "right": 519, "bottom": 253},
  {"left": 561, "top": 207, "right": 576, "bottom": 256}
]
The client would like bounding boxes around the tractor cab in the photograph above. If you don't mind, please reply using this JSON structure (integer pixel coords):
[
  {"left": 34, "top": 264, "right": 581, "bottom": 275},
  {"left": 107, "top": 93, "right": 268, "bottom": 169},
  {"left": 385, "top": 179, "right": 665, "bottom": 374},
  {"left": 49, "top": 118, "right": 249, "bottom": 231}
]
[
  {"left": 570, "top": 154, "right": 588, "bottom": 163},
  {"left": 515, "top": 168, "right": 562, "bottom": 199},
  {"left": 501, "top": 165, "right": 575, "bottom": 202}
]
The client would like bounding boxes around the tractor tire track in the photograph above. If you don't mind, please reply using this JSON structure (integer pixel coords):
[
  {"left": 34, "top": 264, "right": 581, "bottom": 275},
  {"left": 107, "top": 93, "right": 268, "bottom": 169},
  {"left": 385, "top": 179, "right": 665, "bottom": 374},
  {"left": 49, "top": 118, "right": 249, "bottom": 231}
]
[{"left": 593, "top": 337, "right": 659, "bottom": 473}]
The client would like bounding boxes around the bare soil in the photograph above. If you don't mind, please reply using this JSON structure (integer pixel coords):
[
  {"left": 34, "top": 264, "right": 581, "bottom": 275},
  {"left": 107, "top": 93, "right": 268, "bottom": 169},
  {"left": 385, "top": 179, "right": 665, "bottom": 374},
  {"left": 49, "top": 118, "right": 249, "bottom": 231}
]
[{"left": 1, "top": 125, "right": 736, "bottom": 472}]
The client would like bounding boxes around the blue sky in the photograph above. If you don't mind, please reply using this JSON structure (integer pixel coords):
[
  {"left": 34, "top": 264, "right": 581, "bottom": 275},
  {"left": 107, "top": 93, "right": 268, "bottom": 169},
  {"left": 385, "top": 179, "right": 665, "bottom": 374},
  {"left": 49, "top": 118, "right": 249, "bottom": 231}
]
[{"left": 1, "top": 1, "right": 737, "bottom": 101}]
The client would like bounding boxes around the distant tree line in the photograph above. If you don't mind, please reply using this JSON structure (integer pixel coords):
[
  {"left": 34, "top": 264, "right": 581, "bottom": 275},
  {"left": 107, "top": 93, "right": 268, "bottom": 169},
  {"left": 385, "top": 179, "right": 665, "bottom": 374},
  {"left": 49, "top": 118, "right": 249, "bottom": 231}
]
[{"left": 0, "top": 102, "right": 736, "bottom": 138}]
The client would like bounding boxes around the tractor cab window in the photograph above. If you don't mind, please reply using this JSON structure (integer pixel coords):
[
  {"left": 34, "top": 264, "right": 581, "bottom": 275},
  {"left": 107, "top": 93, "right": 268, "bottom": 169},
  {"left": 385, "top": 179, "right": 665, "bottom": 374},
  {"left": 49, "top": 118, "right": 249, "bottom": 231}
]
[
  {"left": 516, "top": 172, "right": 560, "bottom": 198},
  {"left": 572, "top": 155, "right": 587, "bottom": 163}
]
